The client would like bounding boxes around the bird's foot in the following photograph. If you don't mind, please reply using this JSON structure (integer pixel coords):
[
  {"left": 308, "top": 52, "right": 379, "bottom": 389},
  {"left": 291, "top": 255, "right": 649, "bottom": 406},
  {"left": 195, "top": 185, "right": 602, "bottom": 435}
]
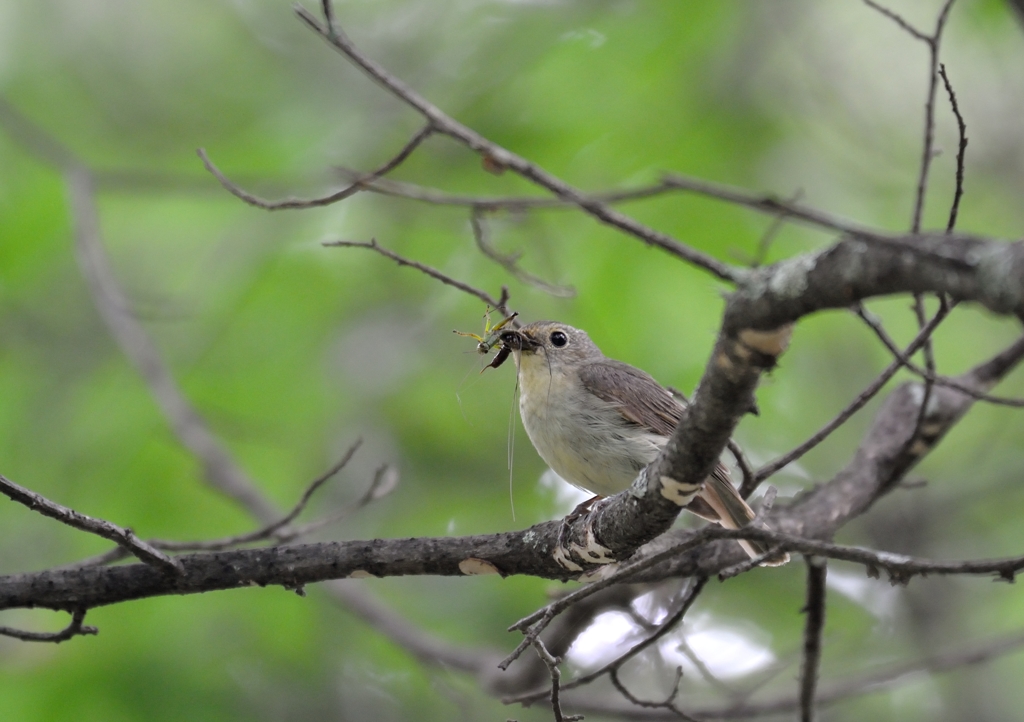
[
  {"left": 556, "top": 495, "right": 603, "bottom": 551},
  {"left": 553, "top": 495, "right": 616, "bottom": 572}
]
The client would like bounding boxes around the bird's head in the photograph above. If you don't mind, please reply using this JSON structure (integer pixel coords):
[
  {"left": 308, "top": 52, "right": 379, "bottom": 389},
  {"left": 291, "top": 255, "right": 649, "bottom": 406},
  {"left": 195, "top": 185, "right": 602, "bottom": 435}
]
[{"left": 499, "top": 321, "right": 603, "bottom": 373}]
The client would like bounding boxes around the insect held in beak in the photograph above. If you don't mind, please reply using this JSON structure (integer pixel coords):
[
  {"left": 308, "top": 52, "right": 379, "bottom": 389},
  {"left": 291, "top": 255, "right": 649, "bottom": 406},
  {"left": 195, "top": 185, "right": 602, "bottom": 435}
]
[
  {"left": 453, "top": 309, "right": 518, "bottom": 372},
  {"left": 484, "top": 343, "right": 511, "bottom": 371}
]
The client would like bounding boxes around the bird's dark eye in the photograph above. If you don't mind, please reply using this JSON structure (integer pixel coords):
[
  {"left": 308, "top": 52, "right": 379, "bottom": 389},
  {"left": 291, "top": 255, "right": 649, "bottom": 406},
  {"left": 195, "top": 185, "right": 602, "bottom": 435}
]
[{"left": 550, "top": 330, "right": 568, "bottom": 348}]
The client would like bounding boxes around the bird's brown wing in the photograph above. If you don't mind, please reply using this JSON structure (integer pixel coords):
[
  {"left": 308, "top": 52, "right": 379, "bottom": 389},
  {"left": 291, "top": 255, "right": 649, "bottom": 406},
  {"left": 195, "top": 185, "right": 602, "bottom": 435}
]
[
  {"left": 577, "top": 359, "right": 682, "bottom": 436},
  {"left": 579, "top": 360, "right": 787, "bottom": 565}
]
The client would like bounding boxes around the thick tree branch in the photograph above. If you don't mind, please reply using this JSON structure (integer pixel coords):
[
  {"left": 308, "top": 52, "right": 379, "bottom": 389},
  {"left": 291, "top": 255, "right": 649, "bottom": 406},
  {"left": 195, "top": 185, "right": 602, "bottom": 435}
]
[
  {"left": 8, "top": 501, "right": 1024, "bottom": 613},
  {"left": 582, "top": 229, "right": 1022, "bottom": 571},
  {"left": 725, "top": 234, "right": 1024, "bottom": 334}
]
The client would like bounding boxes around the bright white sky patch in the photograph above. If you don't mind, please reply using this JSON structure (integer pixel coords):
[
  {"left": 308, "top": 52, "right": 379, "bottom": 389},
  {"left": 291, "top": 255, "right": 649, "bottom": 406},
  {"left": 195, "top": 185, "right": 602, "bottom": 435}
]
[
  {"left": 656, "top": 613, "right": 776, "bottom": 680},
  {"left": 567, "top": 608, "right": 776, "bottom": 682},
  {"left": 664, "top": 629, "right": 776, "bottom": 680},
  {"left": 567, "top": 611, "right": 642, "bottom": 669},
  {"left": 631, "top": 589, "right": 672, "bottom": 626}
]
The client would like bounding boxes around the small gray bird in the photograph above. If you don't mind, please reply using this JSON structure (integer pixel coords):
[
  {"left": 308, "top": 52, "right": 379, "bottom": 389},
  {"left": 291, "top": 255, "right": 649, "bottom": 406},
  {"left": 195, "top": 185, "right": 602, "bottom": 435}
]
[{"left": 499, "top": 320, "right": 785, "bottom": 565}]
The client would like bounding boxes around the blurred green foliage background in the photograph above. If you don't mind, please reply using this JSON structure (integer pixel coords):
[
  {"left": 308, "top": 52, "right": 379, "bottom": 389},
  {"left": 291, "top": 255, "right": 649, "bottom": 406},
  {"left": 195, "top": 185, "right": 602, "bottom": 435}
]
[{"left": 2, "top": 0, "right": 1024, "bottom": 720}]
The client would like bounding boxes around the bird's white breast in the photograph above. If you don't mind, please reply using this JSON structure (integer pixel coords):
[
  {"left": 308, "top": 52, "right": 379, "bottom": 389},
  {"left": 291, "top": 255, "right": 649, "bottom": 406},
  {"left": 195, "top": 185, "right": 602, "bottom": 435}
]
[{"left": 516, "top": 354, "right": 665, "bottom": 497}]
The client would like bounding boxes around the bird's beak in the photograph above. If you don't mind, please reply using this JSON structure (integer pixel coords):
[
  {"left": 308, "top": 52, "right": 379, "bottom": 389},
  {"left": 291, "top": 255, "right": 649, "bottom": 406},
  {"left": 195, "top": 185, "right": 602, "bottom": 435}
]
[{"left": 499, "top": 328, "right": 541, "bottom": 353}]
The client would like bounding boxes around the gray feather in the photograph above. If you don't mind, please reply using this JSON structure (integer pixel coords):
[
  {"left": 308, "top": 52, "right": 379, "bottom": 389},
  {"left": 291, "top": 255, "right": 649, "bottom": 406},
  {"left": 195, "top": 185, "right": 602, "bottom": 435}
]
[{"left": 577, "top": 360, "right": 682, "bottom": 437}]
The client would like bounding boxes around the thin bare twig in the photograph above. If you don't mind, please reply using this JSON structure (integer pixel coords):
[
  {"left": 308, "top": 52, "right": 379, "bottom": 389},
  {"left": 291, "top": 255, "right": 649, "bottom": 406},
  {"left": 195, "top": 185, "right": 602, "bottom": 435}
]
[
  {"left": 150, "top": 441, "right": 376, "bottom": 550},
  {"left": 334, "top": 168, "right": 687, "bottom": 210},
  {"left": 0, "top": 609, "right": 98, "bottom": 643},
  {"left": 745, "top": 189, "right": 803, "bottom": 267},
  {"left": 870, "top": 0, "right": 957, "bottom": 466},
  {"left": 939, "top": 63, "right": 968, "bottom": 233},
  {"left": 855, "top": 306, "right": 1024, "bottom": 407},
  {"left": 62, "top": 446, "right": 392, "bottom": 569},
  {"left": 919, "top": 0, "right": 957, "bottom": 233},
  {"left": 501, "top": 528, "right": 725, "bottom": 669},
  {"left": 718, "top": 489, "right": 783, "bottom": 580},
  {"left": 0, "top": 474, "right": 183, "bottom": 574},
  {"left": 753, "top": 302, "right": 952, "bottom": 483},
  {"left": 799, "top": 557, "right": 827, "bottom": 722},
  {"left": 749, "top": 215, "right": 789, "bottom": 268},
  {"left": 569, "top": 628, "right": 1024, "bottom": 719},
  {"left": 469, "top": 209, "right": 575, "bottom": 298},
  {"left": 904, "top": 0, "right": 955, "bottom": 447},
  {"left": 909, "top": 295, "right": 940, "bottom": 436},
  {"left": 717, "top": 547, "right": 786, "bottom": 581},
  {"left": 197, "top": 123, "right": 434, "bottom": 210},
  {"left": 698, "top": 526, "right": 1024, "bottom": 584},
  {"left": 294, "top": 5, "right": 741, "bottom": 283},
  {"left": 276, "top": 463, "right": 398, "bottom": 542},
  {"left": 507, "top": 578, "right": 708, "bottom": 707},
  {"left": 320, "top": 0, "right": 335, "bottom": 34},
  {"left": 609, "top": 667, "right": 701, "bottom": 721},
  {"left": 530, "top": 638, "right": 583, "bottom": 722},
  {"left": 341, "top": 168, "right": 886, "bottom": 244},
  {"left": 863, "top": 2, "right": 957, "bottom": 472},
  {"left": 324, "top": 238, "right": 510, "bottom": 313},
  {"left": 726, "top": 439, "right": 755, "bottom": 497},
  {"left": 241, "top": 439, "right": 363, "bottom": 539},
  {"left": 661, "top": 174, "right": 881, "bottom": 239},
  {"left": 862, "top": 0, "right": 931, "bottom": 42}
]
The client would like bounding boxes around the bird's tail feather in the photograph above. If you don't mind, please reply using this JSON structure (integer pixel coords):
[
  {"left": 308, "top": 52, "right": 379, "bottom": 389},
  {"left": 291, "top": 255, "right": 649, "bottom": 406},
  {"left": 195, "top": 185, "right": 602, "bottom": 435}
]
[{"left": 697, "top": 469, "right": 789, "bottom": 567}]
